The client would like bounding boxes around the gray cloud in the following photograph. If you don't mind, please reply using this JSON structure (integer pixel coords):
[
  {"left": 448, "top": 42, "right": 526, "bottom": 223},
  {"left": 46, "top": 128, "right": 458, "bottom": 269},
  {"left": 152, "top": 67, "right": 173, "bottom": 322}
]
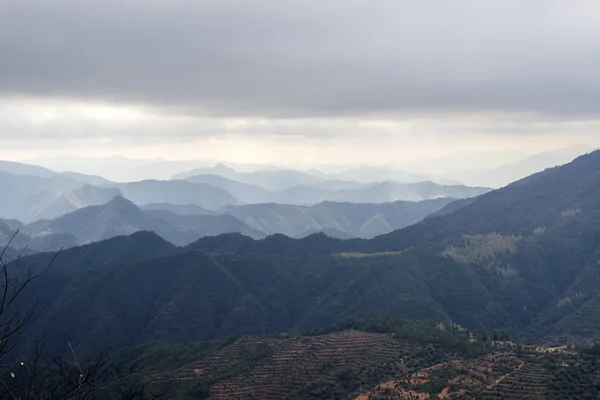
[{"left": 1, "top": 0, "right": 600, "bottom": 119}]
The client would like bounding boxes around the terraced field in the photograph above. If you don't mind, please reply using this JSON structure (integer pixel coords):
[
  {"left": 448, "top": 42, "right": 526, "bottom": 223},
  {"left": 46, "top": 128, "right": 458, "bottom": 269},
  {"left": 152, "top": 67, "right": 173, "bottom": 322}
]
[
  {"left": 144, "top": 331, "right": 600, "bottom": 400},
  {"left": 481, "top": 356, "right": 548, "bottom": 400},
  {"left": 153, "top": 331, "right": 420, "bottom": 399},
  {"left": 354, "top": 352, "right": 522, "bottom": 399}
]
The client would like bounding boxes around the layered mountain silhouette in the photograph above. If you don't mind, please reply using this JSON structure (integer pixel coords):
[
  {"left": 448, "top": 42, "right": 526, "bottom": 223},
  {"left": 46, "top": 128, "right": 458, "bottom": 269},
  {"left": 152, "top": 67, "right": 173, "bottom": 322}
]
[
  {"left": 22, "top": 196, "right": 263, "bottom": 247},
  {"left": 217, "top": 198, "right": 456, "bottom": 238},
  {"left": 181, "top": 171, "right": 490, "bottom": 205},
  {"left": 114, "top": 179, "right": 238, "bottom": 210},
  {"left": 0, "top": 170, "right": 239, "bottom": 222},
  {"left": 7, "top": 150, "right": 600, "bottom": 358},
  {"left": 185, "top": 174, "right": 273, "bottom": 203},
  {"left": 174, "top": 164, "right": 322, "bottom": 191},
  {"left": 2, "top": 162, "right": 485, "bottom": 226}
]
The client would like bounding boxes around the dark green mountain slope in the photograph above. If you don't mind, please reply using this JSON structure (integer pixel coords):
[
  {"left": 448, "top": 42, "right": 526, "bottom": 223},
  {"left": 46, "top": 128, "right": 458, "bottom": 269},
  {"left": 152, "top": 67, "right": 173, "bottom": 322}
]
[
  {"left": 19, "top": 249, "right": 464, "bottom": 357},
  {"left": 188, "top": 150, "right": 600, "bottom": 338},
  {"left": 14, "top": 230, "right": 177, "bottom": 275}
]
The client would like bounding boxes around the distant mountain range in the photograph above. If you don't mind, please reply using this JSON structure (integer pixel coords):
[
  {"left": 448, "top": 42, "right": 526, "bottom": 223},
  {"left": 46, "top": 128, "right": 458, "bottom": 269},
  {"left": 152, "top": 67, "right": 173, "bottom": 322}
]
[
  {"left": 4, "top": 149, "right": 600, "bottom": 362},
  {"left": 1, "top": 145, "right": 590, "bottom": 234},
  {"left": 1, "top": 160, "right": 492, "bottom": 224},
  {"left": 0, "top": 168, "right": 238, "bottom": 222},
  {"left": 183, "top": 149, "right": 600, "bottom": 340},
  {"left": 216, "top": 199, "right": 456, "bottom": 239},
  {"left": 2, "top": 196, "right": 457, "bottom": 254},
  {"left": 20, "top": 196, "right": 264, "bottom": 247},
  {"left": 18, "top": 145, "right": 594, "bottom": 189},
  {"left": 324, "top": 181, "right": 489, "bottom": 203},
  {"left": 174, "top": 163, "right": 323, "bottom": 191}
]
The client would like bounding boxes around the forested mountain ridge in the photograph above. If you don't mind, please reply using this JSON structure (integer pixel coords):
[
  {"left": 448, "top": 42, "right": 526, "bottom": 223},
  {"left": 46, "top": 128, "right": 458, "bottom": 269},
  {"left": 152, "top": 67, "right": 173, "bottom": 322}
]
[
  {"left": 6, "top": 150, "right": 600, "bottom": 364},
  {"left": 180, "top": 150, "right": 600, "bottom": 338}
]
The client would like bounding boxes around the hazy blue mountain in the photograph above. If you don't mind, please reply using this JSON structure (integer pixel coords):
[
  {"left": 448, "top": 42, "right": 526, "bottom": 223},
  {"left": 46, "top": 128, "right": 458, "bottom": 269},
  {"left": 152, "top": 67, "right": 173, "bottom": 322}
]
[
  {"left": 11, "top": 231, "right": 178, "bottom": 276},
  {"left": 24, "top": 196, "right": 162, "bottom": 244},
  {"left": 182, "top": 169, "right": 468, "bottom": 206},
  {"left": 185, "top": 174, "right": 273, "bottom": 203},
  {"left": 0, "top": 217, "right": 25, "bottom": 238},
  {"left": 184, "top": 174, "right": 381, "bottom": 205},
  {"left": 0, "top": 171, "right": 88, "bottom": 222},
  {"left": 1, "top": 160, "right": 114, "bottom": 186},
  {"left": 27, "top": 185, "right": 124, "bottom": 221},
  {"left": 328, "top": 166, "right": 431, "bottom": 183},
  {"left": 219, "top": 198, "right": 456, "bottom": 238},
  {"left": 23, "top": 196, "right": 262, "bottom": 246},
  {"left": 26, "top": 155, "right": 288, "bottom": 182},
  {"left": 1, "top": 164, "right": 239, "bottom": 221},
  {"left": 271, "top": 185, "right": 332, "bottom": 204},
  {"left": 115, "top": 179, "right": 238, "bottom": 210},
  {"left": 143, "top": 209, "right": 265, "bottom": 241},
  {"left": 175, "top": 164, "right": 321, "bottom": 191},
  {"left": 307, "top": 179, "right": 375, "bottom": 191},
  {"left": 0, "top": 160, "right": 56, "bottom": 178},
  {"left": 0, "top": 218, "right": 26, "bottom": 257},
  {"left": 394, "top": 149, "right": 530, "bottom": 177},
  {"left": 325, "top": 181, "right": 491, "bottom": 203},
  {"left": 0, "top": 166, "right": 124, "bottom": 222},
  {"left": 140, "top": 202, "right": 216, "bottom": 216},
  {"left": 450, "top": 145, "right": 594, "bottom": 188},
  {"left": 60, "top": 171, "right": 112, "bottom": 186}
]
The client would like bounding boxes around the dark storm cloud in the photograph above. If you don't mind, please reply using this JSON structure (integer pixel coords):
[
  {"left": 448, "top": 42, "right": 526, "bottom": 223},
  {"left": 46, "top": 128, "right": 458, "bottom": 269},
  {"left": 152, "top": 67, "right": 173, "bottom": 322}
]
[{"left": 1, "top": 0, "right": 599, "bottom": 118}]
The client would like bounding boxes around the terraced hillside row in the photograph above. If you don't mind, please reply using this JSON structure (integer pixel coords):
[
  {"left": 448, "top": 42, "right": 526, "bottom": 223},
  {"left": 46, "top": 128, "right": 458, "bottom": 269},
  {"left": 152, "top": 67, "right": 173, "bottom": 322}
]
[
  {"left": 355, "top": 351, "right": 523, "bottom": 399},
  {"left": 481, "top": 356, "right": 548, "bottom": 400},
  {"left": 143, "top": 327, "right": 512, "bottom": 399},
  {"left": 153, "top": 331, "right": 420, "bottom": 399},
  {"left": 91, "top": 317, "right": 600, "bottom": 400},
  {"left": 357, "top": 344, "right": 600, "bottom": 400}
]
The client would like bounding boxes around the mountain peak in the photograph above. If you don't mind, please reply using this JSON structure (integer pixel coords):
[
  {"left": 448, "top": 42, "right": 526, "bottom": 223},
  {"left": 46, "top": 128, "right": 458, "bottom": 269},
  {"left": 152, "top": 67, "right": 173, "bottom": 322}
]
[
  {"left": 213, "top": 163, "right": 237, "bottom": 173},
  {"left": 105, "top": 195, "right": 140, "bottom": 213}
]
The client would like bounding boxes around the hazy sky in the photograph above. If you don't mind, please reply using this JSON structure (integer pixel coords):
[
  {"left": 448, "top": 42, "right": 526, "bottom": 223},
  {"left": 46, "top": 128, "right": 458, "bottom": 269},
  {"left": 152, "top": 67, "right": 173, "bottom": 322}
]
[{"left": 1, "top": 0, "right": 599, "bottom": 165}]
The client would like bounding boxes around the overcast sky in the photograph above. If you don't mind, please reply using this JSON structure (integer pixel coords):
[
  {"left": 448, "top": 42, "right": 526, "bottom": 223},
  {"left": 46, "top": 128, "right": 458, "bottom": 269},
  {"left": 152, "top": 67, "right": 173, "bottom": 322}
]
[{"left": 1, "top": 0, "right": 599, "bottom": 165}]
